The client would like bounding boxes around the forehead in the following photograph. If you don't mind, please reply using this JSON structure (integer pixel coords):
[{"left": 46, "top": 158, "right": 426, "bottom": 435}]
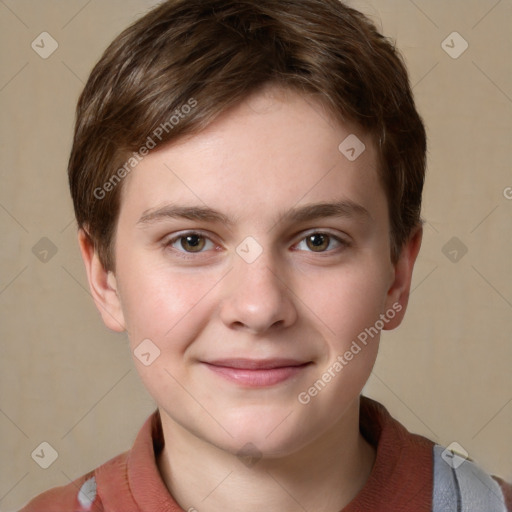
[{"left": 118, "top": 86, "right": 386, "bottom": 228}]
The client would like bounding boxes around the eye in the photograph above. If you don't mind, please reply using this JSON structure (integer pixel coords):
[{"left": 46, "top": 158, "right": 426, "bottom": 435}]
[
  {"left": 167, "top": 233, "right": 215, "bottom": 253},
  {"left": 295, "top": 232, "right": 345, "bottom": 253}
]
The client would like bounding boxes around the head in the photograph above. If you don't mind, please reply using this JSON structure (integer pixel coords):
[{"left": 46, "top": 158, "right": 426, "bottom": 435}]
[{"left": 72, "top": 0, "right": 425, "bottom": 457}]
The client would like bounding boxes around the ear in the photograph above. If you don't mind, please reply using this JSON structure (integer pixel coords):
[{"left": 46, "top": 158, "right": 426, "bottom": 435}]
[
  {"left": 383, "top": 225, "right": 423, "bottom": 330},
  {"left": 78, "top": 229, "right": 126, "bottom": 332}
]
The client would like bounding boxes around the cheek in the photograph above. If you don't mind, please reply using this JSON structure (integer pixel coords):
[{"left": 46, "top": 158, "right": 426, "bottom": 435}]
[
  {"left": 292, "top": 265, "right": 387, "bottom": 423},
  {"left": 296, "top": 260, "right": 390, "bottom": 346},
  {"left": 117, "top": 259, "right": 221, "bottom": 350},
  {"left": 120, "top": 266, "right": 222, "bottom": 401}
]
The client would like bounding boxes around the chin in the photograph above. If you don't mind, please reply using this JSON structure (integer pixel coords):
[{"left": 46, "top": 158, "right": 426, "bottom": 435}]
[{"left": 211, "top": 411, "right": 316, "bottom": 460}]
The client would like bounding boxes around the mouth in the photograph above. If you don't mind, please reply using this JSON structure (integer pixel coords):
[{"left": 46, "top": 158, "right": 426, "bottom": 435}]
[{"left": 202, "top": 358, "right": 313, "bottom": 387}]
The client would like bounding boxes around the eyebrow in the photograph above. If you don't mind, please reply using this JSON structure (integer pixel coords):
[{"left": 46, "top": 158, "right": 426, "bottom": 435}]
[
  {"left": 136, "top": 200, "right": 371, "bottom": 227},
  {"left": 280, "top": 200, "right": 371, "bottom": 224},
  {"left": 137, "top": 204, "right": 233, "bottom": 226}
]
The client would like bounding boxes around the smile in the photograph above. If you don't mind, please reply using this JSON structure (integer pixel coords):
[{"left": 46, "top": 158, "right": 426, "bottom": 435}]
[{"left": 202, "top": 359, "right": 312, "bottom": 387}]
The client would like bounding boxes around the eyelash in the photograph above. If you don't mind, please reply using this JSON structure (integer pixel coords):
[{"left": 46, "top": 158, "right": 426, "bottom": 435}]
[{"left": 163, "top": 230, "right": 350, "bottom": 259}]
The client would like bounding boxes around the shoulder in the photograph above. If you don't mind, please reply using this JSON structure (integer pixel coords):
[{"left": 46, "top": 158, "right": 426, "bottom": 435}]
[
  {"left": 432, "top": 444, "right": 512, "bottom": 512},
  {"left": 18, "top": 472, "right": 100, "bottom": 512},
  {"left": 18, "top": 451, "right": 128, "bottom": 512},
  {"left": 359, "top": 397, "right": 511, "bottom": 511}
]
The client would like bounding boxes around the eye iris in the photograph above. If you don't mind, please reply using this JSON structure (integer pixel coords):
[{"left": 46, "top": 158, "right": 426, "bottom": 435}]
[
  {"left": 306, "top": 234, "right": 329, "bottom": 252},
  {"left": 181, "top": 235, "right": 205, "bottom": 252}
]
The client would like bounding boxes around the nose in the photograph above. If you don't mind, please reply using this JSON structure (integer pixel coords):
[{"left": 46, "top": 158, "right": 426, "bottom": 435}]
[{"left": 219, "top": 252, "right": 298, "bottom": 334}]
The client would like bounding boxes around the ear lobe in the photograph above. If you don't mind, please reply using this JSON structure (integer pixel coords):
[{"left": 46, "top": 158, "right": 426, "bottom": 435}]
[
  {"left": 383, "top": 226, "right": 423, "bottom": 330},
  {"left": 78, "top": 229, "right": 126, "bottom": 332}
]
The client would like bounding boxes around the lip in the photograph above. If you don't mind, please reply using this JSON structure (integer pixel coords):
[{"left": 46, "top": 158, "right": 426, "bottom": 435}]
[{"left": 203, "top": 358, "right": 312, "bottom": 387}]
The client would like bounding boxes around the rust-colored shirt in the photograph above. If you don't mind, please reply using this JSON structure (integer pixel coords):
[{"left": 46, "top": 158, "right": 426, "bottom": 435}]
[{"left": 19, "top": 397, "right": 512, "bottom": 511}]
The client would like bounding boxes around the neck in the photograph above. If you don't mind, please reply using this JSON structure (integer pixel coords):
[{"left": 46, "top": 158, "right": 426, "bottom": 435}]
[{"left": 157, "top": 400, "right": 375, "bottom": 512}]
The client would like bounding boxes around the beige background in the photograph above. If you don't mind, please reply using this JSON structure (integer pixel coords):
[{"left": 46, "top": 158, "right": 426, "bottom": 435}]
[{"left": 1, "top": 0, "right": 511, "bottom": 509}]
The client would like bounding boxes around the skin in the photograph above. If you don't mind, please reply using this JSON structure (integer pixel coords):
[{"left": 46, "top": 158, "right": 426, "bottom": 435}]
[{"left": 79, "top": 85, "right": 422, "bottom": 512}]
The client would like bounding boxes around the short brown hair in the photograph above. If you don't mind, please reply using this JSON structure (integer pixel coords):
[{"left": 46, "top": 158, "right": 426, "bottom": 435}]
[{"left": 68, "top": 0, "right": 426, "bottom": 270}]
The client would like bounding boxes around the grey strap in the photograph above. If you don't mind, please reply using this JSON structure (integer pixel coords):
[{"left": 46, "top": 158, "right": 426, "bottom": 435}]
[{"left": 433, "top": 444, "right": 507, "bottom": 511}]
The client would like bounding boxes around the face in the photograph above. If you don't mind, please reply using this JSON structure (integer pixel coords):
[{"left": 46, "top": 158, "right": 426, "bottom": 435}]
[{"left": 83, "top": 86, "right": 419, "bottom": 458}]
